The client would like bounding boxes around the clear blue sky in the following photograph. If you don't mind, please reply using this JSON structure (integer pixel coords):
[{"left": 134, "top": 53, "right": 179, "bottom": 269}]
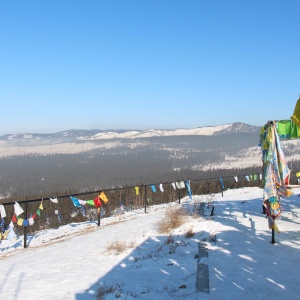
[{"left": 0, "top": 1, "right": 299, "bottom": 135}]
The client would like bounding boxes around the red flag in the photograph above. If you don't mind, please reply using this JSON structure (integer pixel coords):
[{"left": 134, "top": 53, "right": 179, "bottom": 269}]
[{"left": 93, "top": 197, "right": 102, "bottom": 208}]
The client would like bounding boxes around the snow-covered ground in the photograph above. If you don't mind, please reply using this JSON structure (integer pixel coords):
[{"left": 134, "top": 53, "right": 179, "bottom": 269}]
[{"left": 1, "top": 187, "right": 300, "bottom": 299}]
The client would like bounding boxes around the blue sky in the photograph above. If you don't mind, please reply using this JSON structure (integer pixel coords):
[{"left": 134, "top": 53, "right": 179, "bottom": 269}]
[{"left": 0, "top": 1, "right": 299, "bottom": 135}]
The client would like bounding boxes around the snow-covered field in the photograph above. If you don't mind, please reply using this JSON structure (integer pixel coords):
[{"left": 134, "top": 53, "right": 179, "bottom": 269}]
[{"left": 1, "top": 187, "right": 300, "bottom": 299}]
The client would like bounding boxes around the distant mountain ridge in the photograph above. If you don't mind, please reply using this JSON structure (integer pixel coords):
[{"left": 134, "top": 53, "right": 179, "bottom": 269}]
[{"left": 0, "top": 122, "right": 260, "bottom": 146}]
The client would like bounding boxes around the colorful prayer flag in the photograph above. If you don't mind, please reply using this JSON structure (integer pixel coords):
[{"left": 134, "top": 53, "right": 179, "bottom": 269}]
[
  {"left": 0, "top": 204, "right": 6, "bottom": 218},
  {"left": 50, "top": 197, "right": 58, "bottom": 203},
  {"left": 159, "top": 183, "right": 164, "bottom": 192},
  {"left": 70, "top": 196, "right": 82, "bottom": 207},
  {"left": 14, "top": 202, "right": 24, "bottom": 216},
  {"left": 135, "top": 186, "right": 139, "bottom": 195},
  {"left": 99, "top": 191, "right": 108, "bottom": 204}
]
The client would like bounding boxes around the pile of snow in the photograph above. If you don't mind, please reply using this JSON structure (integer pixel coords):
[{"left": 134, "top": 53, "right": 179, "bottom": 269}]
[{"left": 1, "top": 187, "right": 300, "bottom": 299}]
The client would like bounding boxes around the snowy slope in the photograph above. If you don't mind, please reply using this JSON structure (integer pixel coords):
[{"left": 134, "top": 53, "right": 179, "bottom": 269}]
[{"left": 1, "top": 187, "right": 300, "bottom": 299}]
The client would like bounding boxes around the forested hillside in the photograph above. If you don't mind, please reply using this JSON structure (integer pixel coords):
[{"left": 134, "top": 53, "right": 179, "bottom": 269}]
[{"left": 1, "top": 127, "right": 299, "bottom": 202}]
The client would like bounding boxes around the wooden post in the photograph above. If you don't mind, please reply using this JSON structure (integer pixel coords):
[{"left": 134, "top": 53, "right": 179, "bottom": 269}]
[
  {"left": 97, "top": 207, "right": 101, "bottom": 226},
  {"left": 271, "top": 228, "right": 276, "bottom": 244}
]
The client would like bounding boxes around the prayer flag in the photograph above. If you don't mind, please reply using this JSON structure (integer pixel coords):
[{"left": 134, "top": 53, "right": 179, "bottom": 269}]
[
  {"left": 291, "top": 97, "right": 300, "bottom": 128},
  {"left": 0, "top": 204, "right": 6, "bottom": 218},
  {"left": 93, "top": 197, "right": 102, "bottom": 208},
  {"left": 17, "top": 218, "right": 24, "bottom": 226},
  {"left": 70, "top": 196, "right": 82, "bottom": 207},
  {"left": 179, "top": 181, "right": 185, "bottom": 189},
  {"left": 7, "top": 228, "right": 17, "bottom": 241},
  {"left": 151, "top": 185, "right": 156, "bottom": 192},
  {"left": 135, "top": 186, "right": 139, "bottom": 195},
  {"left": 99, "top": 191, "right": 108, "bottom": 204},
  {"left": 159, "top": 183, "right": 164, "bottom": 192},
  {"left": 78, "top": 199, "right": 86, "bottom": 205},
  {"left": 50, "top": 197, "right": 58, "bottom": 203},
  {"left": 186, "top": 180, "right": 192, "bottom": 201},
  {"left": 14, "top": 202, "right": 24, "bottom": 216}
]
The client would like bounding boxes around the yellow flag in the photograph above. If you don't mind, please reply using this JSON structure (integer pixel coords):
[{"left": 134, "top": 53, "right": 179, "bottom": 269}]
[
  {"left": 291, "top": 98, "right": 300, "bottom": 128},
  {"left": 272, "top": 222, "right": 280, "bottom": 233},
  {"left": 39, "top": 202, "right": 43, "bottom": 210},
  {"left": 17, "top": 218, "right": 24, "bottom": 226},
  {"left": 135, "top": 186, "right": 139, "bottom": 195},
  {"left": 99, "top": 191, "right": 108, "bottom": 204}
]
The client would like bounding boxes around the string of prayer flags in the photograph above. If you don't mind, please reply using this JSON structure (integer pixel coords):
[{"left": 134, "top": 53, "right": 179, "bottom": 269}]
[
  {"left": 0, "top": 204, "right": 6, "bottom": 218},
  {"left": 99, "top": 191, "right": 109, "bottom": 204},
  {"left": 135, "top": 186, "right": 139, "bottom": 195},
  {"left": 159, "top": 183, "right": 164, "bottom": 192},
  {"left": 151, "top": 185, "right": 156, "bottom": 192},
  {"left": 14, "top": 202, "right": 24, "bottom": 216}
]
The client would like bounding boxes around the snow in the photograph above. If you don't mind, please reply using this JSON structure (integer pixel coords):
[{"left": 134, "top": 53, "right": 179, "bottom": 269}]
[
  {"left": 80, "top": 125, "right": 232, "bottom": 141},
  {"left": 1, "top": 187, "right": 300, "bottom": 299}
]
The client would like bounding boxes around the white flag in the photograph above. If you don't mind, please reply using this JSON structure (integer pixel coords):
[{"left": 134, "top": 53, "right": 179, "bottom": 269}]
[
  {"left": 50, "top": 197, "right": 58, "bottom": 203},
  {"left": 159, "top": 183, "right": 164, "bottom": 192},
  {"left": 28, "top": 217, "right": 34, "bottom": 226},
  {"left": 0, "top": 204, "right": 6, "bottom": 218},
  {"left": 14, "top": 202, "right": 24, "bottom": 216}
]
